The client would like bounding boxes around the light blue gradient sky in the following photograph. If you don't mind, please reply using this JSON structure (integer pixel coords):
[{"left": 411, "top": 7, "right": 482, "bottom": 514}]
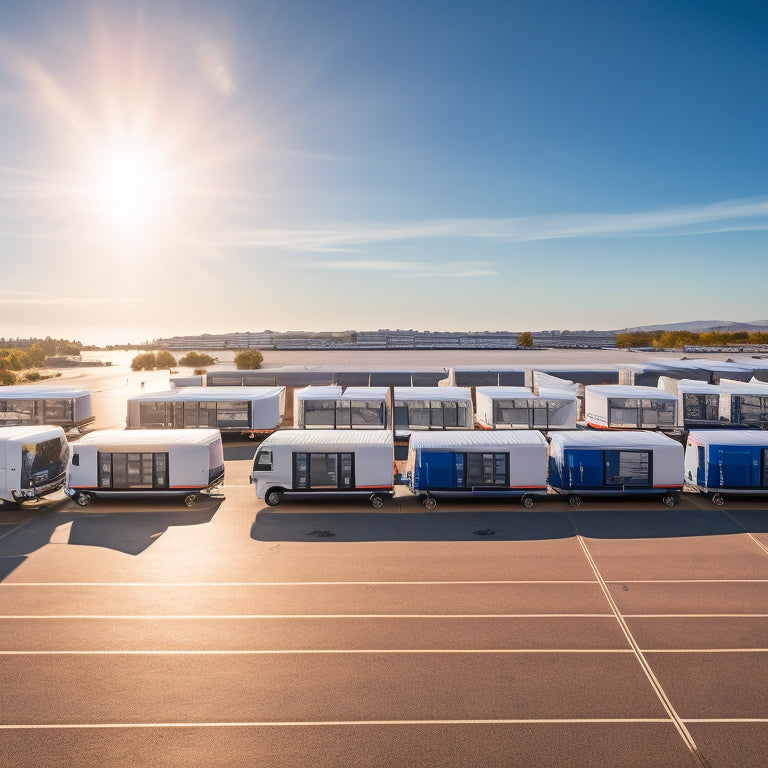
[{"left": 1, "top": 0, "right": 767, "bottom": 344}]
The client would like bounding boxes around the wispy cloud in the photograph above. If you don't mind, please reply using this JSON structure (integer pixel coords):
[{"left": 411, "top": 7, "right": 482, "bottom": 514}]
[
  {"left": 0, "top": 290, "right": 149, "bottom": 307},
  {"left": 302, "top": 259, "right": 499, "bottom": 278},
  {"left": 216, "top": 196, "right": 768, "bottom": 252}
]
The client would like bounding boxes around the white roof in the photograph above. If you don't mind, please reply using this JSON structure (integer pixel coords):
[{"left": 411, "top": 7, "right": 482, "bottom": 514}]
[
  {"left": 394, "top": 387, "right": 471, "bottom": 402},
  {"left": 548, "top": 430, "right": 681, "bottom": 449},
  {"left": 294, "top": 386, "right": 342, "bottom": 399},
  {"left": 0, "top": 385, "right": 90, "bottom": 398},
  {"left": 535, "top": 386, "right": 578, "bottom": 401},
  {"left": 0, "top": 425, "right": 66, "bottom": 442},
  {"left": 128, "top": 386, "right": 284, "bottom": 402},
  {"left": 476, "top": 386, "right": 534, "bottom": 398},
  {"left": 75, "top": 429, "right": 221, "bottom": 448},
  {"left": 688, "top": 430, "right": 768, "bottom": 447},
  {"left": 341, "top": 387, "right": 388, "bottom": 399},
  {"left": 675, "top": 379, "right": 721, "bottom": 394},
  {"left": 716, "top": 379, "right": 768, "bottom": 394},
  {"left": 586, "top": 385, "right": 677, "bottom": 400},
  {"left": 260, "top": 429, "right": 392, "bottom": 448},
  {"left": 410, "top": 430, "right": 546, "bottom": 449}
]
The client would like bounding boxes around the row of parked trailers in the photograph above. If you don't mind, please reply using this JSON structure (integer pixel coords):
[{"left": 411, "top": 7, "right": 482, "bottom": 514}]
[
  {"left": 3, "top": 378, "right": 768, "bottom": 434},
  {"left": 4, "top": 422, "right": 768, "bottom": 511},
  {"left": 249, "top": 428, "right": 768, "bottom": 509}
]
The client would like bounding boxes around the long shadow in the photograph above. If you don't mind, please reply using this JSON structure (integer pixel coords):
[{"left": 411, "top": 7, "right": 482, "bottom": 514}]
[
  {"left": 0, "top": 496, "right": 223, "bottom": 581},
  {"left": 251, "top": 497, "right": 768, "bottom": 543}
]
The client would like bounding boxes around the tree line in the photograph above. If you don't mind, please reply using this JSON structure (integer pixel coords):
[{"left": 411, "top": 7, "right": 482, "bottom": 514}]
[
  {"left": 616, "top": 330, "right": 768, "bottom": 349},
  {"left": 130, "top": 349, "right": 263, "bottom": 371}
]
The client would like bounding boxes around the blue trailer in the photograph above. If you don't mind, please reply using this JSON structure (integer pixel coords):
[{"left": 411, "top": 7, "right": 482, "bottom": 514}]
[
  {"left": 685, "top": 430, "right": 768, "bottom": 505},
  {"left": 405, "top": 430, "right": 548, "bottom": 509},
  {"left": 548, "top": 430, "right": 684, "bottom": 507}
]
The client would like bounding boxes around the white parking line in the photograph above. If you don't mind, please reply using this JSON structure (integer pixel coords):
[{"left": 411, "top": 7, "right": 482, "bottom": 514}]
[
  {"left": 0, "top": 613, "right": 615, "bottom": 619},
  {"left": 0, "top": 580, "right": 598, "bottom": 586},
  {"left": 2, "top": 718, "right": 766, "bottom": 729},
  {"left": 0, "top": 649, "right": 636, "bottom": 655}
]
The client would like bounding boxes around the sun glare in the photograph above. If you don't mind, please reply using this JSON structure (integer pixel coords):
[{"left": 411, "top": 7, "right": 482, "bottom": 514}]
[{"left": 89, "top": 147, "right": 171, "bottom": 233}]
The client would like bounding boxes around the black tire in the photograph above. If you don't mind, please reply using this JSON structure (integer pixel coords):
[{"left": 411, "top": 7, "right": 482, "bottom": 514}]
[
  {"left": 0, "top": 499, "right": 20, "bottom": 511},
  {"left": 74, "top": 492, "right": 91, "bottom": 507},
  {"left": 662, "top": 494, "right": 677, "bottom": 507},
  {"left": 424, "top": 496, "right": 437, "bottom": 510},
  {"left": 369, "top": 494, "right": 384, "bottom": 509},
  {"left": 521, "top": 495, "right": 535, "bottom": 509},
  {"left": 568, "top": 495, "right": 582, "bottom": 508},
  {"left": 265, "top": 488, "right": 284, "bottom": 507},
  {"left": 184, "top": 494, "right": 197, "bottom": 508},
  {"left": 712, "top": 493, "right": 725, "bottom": 506}
]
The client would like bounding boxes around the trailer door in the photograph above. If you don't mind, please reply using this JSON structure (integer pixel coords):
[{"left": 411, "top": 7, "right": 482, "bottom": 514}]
[
  {"left": 421, "top": 451, "right": 459, "bottom": 488},
  {"left": 293, "top": 452, "right": 355, "bottom": 490},
  {"left": 716, "top": 448, "right": 753, "bottom": 488},
  {"left": 566, "top": 449, "right": 603, "bottom": 489}
]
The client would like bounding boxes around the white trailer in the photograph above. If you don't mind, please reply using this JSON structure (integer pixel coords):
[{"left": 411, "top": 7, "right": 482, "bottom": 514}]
[
  {"left": 66, "top": 429, "right": 224, "bottom": 507},
  {"left": 405, "top": 430, "right": 548, "bottom": 508},
  {"left": 393, "top": 387, "right": 473, "bottom": 435},
  {"left": 475, "top": 386, "right": 577, "bottom": 430},
  {"left": 548, "top": 430, "right": 684, "bottom": 506},
  {"left": 126, "top": 387, "right": 285, "bottom": 436},
  {"left": 294, "top": 386, "right": 388, "bottom": 429},
  {"left": 584, "top": 385, "right": 678, "bottom": 429},
  {"left": 0, "top": 386, "right": 94, "bottom": 432},
  {"left": 250, "top": 429, "right": 394, "bottom": 507},
  {"left": 0, "top": 426, "right": 70, "bottom": 509}
]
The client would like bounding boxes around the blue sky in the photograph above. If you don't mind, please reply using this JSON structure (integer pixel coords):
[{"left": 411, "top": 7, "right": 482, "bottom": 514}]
[{"left": 1, "top": 0, "right": 767, "bottom": 344}]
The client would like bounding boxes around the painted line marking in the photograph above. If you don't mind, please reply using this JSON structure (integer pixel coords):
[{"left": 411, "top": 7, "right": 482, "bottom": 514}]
[
  {"left": 0, "top": 580, "right": 599, "bottom": 587},
  {"left": 0, "top": 516, "right": 38, "bottom": 542},
  {"left": 2, "top": 718, "right": 766, "bottom": 730},
  {"left": 0, "top": 614, "right": 616, "bottom": 620},
  {"left": 566, "top": 512, "right": 706, "bottom": 766},
  {"left": 0, "top": 649, "right": 637, "bottom": 656}
]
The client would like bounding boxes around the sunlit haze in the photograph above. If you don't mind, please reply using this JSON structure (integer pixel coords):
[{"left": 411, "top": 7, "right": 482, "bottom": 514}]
[{"left": 1, "top": 1, "right": 768, "bottom": 345}]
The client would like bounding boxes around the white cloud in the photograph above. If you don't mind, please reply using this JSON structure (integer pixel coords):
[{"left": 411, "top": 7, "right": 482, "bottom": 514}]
[
  {"left": 302, "top": 259, "right": 499, "bottom": 278},
  {"left": 215, "top": 196, "right": 768, "bottom": 252}
]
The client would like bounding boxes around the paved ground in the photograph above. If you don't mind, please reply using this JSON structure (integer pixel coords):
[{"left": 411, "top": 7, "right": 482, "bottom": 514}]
[{"left": 1, "top": 447, "right": 767, "bottom": 767}]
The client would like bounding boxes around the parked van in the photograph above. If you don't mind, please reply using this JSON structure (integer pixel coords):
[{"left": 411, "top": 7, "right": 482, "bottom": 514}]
[
  {"left": 250, "top": 429, "right": 394, "bottom": 507},
  {"left": 66, "top": 429, "right": 224, "bottom": 507},
  {"left": 0, "top": 426, "right": 69, "bottom": 509}
]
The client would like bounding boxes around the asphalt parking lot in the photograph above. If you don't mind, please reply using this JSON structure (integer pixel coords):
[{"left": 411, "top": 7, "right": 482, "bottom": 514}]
[{"left": 1, "top": 448, "right": 767, "bottom": 767}]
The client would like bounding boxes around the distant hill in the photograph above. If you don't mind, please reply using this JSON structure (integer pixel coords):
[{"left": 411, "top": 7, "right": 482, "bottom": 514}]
[{"left": 619, "top": 320, "right": 768, "bottom": 333}]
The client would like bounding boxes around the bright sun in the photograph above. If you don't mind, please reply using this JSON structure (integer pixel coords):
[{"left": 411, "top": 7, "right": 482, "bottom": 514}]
[{"left": 89, "top": 147, "right": 171, "bottom": 233}]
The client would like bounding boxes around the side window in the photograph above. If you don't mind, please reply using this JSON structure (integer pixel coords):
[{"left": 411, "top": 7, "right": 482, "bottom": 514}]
[{"left": 253, "top": 449, "right": 273, "bottom": 471}]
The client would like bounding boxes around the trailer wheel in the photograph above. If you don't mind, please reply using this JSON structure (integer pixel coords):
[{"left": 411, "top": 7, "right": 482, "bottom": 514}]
[
  {"left": 265, "top": 488, "right": 283, "bottom": 507},
  {"left": 712, "top": 493, "right": 725, "bottom": 506},
  {"left": 0, "top": 499, "right": 20, "bottom": 511},
  {"left": 369, "top": 494, "right": 384, "bottom": 509},
  {"left": 662, "top": 494, "right": 677, "bottom": 508},
  {"left": 521, "top": 495, "right": 535, "bottom": 509},
  {"left": 74, "top": 492, "right": 91, "bottom": 507},
  {"left": 184, "top": 494, "right": 198, "bottom": 508},
  {"left": 568, "top": 495, "right": 582, "bottom": 508},
  {"left": 423, "top": 496, "right": 438, "bottom": 510}
]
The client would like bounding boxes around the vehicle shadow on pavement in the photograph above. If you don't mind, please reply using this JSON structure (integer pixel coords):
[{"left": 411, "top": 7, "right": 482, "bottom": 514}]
[
  {"left": 0, "top": 497, "right": 223, "bottom": 581},
  {"left": 251, "top": 500, "right": 768, "bottom": 543}
]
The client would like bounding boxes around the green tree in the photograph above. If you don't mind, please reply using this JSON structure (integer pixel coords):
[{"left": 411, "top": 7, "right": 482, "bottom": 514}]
[
  {"left": 131, "top": 352, "right": 158, "bottom": 371},
  {"left": 517, "top": 332, "right": 534, "bottom": 348},
  {"left": 155, "top": 350, "right": 177, "bottom": 369},
  {"left": 178, "top": 351, "right": 215, "bottom": 367},
  {"left": 28, "top": 344, "right": 47, "bottom": 367},
  {"left": 234, "top": 349, "right": 263, "bottom": 369}
]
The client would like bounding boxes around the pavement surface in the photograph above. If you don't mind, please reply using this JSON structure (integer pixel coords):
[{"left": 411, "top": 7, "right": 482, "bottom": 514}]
[{"left": 1, "top": 446, "right": 768, "bottom": 767}]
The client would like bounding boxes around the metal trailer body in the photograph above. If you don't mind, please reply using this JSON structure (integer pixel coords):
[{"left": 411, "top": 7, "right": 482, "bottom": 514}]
[
  {"left": 584, "top": 385, "right": 678, "bottom": 429},
  {"left": 293, "top": 386, "right": 389, "bottom": 429},
  {"left": 547, "top": 430, "right": 684, "bottom": 505},
  {"left": 620, "top": 360, "right": 753, "bottom": 387},
  {"left": 446, "top": 367, "right": 526, "bottom": 387},
  {"left": 205, "top": 366, "right": 449, "bottom": 388},
  {"left": 685, "top": 429, "right": 768, "bottom": 504},
  {"left": 0, "top": 386, "right": 94, "bottom": 431},
  {"left": 0, "top": 426, "right": 69, "bottom": 506},
  {"left": 528, "top": 368, "right": 619, "bottom": 389},
  {"left": 393, "top": 387, "right": 474, "bottom": 436},
  {"left": 250, "top": 429, "right": 394, "bottom": 507},
  {"left": 658, "top": 378, "right": 723, "bottom": 428},
  {"left": 66, "top": 428, "right": 224, "bottom": 507},
  {"left": 405, "top": 430, "right": 548, "bottom": 508},
  {"left": 126, "top": 387, "right": 286, "bottom": 435},
  {"left": 475, "top": 386, "right": 578, "bottom": 430},
  {"left": 714, "top": 379, "right": 768, "bottom": 429}
]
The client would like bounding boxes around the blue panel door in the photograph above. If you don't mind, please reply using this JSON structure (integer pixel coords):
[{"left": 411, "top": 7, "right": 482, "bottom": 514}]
[
  {"left": 714, "top": 447, "right": 756, "bottom": 488},
  {"left": 566, "top": 449, "right": 603, "bottom": 489},
  {"left": 421, "top": 451, "right": 460, "bottom": 489}
]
